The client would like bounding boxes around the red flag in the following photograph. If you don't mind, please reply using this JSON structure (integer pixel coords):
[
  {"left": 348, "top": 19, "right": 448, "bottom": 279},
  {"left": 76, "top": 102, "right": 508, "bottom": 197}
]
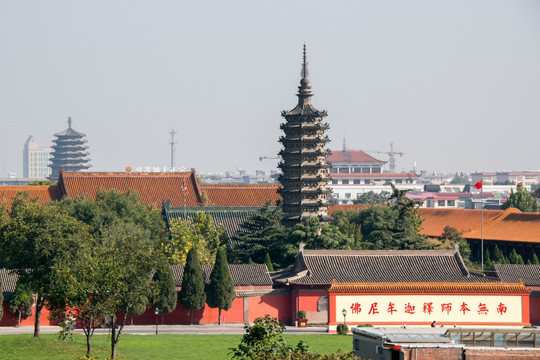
[{"left": 475, "top": 180, "right": 483, "bottom": 190}]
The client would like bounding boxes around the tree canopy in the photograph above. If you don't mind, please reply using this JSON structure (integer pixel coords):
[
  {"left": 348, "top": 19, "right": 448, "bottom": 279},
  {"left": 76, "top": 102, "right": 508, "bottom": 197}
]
[
  {"left": 0, "top": 196, "right": 91, "bottom": 337},
  {"left": 8, "top": 280, "right": 34, "bottom": 327},
  {"left": 352, "top": 191, "right": 390, "bottom": 205},
  {"left": 501, "top": 183, "right": 540, "bottom": 213},
  {"left": 206, "top": 248, "right": 235, "bottom": 325},
  {"left": 165, "top": 212, "right": 226, "bottom": 265},
  {"left": 179, "top": 247, "right": 206, "bottom": 325}
]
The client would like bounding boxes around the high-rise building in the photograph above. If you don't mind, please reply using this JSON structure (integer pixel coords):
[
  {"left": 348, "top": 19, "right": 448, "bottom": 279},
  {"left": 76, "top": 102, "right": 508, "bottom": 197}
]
[
  {"left": 278, "top": 46, "right": 332, "bottom": 226},
  {"left": 50, "top": 117, "right": 91, "bottom": 180},
  {"left": 22, "top": 136, "right": 52, "bottom": 179}
]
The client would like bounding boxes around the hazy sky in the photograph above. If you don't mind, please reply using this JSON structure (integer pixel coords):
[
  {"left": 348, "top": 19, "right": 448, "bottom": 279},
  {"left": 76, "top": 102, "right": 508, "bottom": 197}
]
[{"left": 1, "top": 1, "right": 539, "bottom": 177}]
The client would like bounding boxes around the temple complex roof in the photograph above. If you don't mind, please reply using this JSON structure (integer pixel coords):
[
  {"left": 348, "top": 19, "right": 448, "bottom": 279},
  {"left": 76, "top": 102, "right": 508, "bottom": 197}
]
[
  {"left": 273, "top": 246, "right": 499, "bottom": 286},
  {"left": 328, "top": 149, "right": 386, "bottom": 164},
  {"left": 492, "top": 264, "right": 540, "bottom": 286},
  {"left": 0, "top": 185, "right": 62, "bottom": 210}
]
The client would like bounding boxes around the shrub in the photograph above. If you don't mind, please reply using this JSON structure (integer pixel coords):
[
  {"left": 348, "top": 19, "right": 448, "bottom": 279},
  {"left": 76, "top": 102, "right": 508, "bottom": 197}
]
[
  {"left": 336, "top": 324, "right": 349, "bottom": 335},
  {"left": 356, "top": 323, "right": 373, "bottom": 327},
  {"left": 298, "top": 310, "right": 307, "bottom": 319}
]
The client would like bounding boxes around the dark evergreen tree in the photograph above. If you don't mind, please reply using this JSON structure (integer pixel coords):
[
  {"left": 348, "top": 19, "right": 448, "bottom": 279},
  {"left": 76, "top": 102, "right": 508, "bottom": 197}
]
[
  {"left": 151, "top": 255, "right": 177, "bottom": 322},
  {"left": 206, "top": 248, "right": 235, "bottom": 325},
  {"left": 232, "top": 202, "right": 285, "bottom": 265},
  {"left": 532, "top": 253, "right": 540, "bottom": 265},
  {"left": 501, "top": 183, "right": 540, "bottom": 213},
  {"left": 493, "top": 245, "right": 507, "bottom": 264},
  {"left": 9, "top": 280, "right": 34, "bottom": 326},
  {"left": 508, "top": 249, "right": 524, "bottom": 264},
  {"left": 179, "top": 247, "right": 206, "bottom": 325},
  {"left": 484, "top": 248, "right": 493, "bottom": 272},
  {"left": 353, "top": 191, "right": 390, "bottom": 205},
  {"left": 264, "top": 253, "right": 274, "bottom": 272}
]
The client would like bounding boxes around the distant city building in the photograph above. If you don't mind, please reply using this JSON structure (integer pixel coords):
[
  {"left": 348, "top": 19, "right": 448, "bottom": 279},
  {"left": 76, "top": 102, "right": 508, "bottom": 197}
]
[
  {"left": 278, "top": 46, "right": 332, "bottom": 225},
  {"left": 328, "top": 147, "right": 386, "bottom": 174},
  {"left": 22, "top": 136, "right": 52, "bottom": 178},
  {"left": 50, "top": 117, "right": 91, "bottom": 180},
  {"left": 471, "top": 171, "right": 540, "bottom": 187}
]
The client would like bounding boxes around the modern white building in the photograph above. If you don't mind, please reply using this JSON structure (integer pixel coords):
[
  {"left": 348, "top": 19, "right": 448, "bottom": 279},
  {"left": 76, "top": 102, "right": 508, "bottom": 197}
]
[{"left": 22, "top": 136, "right": 52, "bottom": 179}]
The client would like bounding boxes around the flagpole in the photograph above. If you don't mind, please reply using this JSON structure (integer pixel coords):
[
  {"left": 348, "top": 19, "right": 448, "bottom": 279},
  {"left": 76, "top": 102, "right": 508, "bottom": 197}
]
[{"left": 481, "top": 185, "right": 484, "bottom": 271}]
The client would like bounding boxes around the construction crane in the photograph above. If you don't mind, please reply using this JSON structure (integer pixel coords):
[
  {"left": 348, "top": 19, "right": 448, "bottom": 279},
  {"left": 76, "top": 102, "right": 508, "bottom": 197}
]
[{"left": 365, "top": 142, "right": 404, "bottom": 173}]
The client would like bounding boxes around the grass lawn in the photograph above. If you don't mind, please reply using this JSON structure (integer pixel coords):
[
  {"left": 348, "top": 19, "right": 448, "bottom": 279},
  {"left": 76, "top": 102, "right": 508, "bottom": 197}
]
[{"left": 0, "top": 333, "right": 353, "bottom": 360}]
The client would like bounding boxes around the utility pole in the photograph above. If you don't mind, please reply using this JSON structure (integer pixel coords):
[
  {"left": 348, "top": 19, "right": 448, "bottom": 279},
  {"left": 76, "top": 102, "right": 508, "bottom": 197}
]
[{"left": 169, "top": 129, "right": 177, "bottom": 170}]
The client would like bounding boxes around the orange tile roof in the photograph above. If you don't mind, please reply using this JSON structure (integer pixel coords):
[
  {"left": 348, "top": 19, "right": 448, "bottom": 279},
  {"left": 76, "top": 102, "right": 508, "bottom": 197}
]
[
  {"left": 328, "top": 281, "right": 530, "bottom": 294},
  {"left": 418, "top": 208, "right": 507, "bottom": 237},
  {"left": 200, "top": 184, "right": 281, "bottom": 207},
  {"left": 464, "top": 209, "right": 540, "bottom": 243},
  {"left": 328, "top": 150, "right": 386, "bottom": 164},
  {"left": 58, "top": 170, "right": 201, "bottom": 208},
  {"left": 0, "top": 185, "right": 62, "bottom": 211}
]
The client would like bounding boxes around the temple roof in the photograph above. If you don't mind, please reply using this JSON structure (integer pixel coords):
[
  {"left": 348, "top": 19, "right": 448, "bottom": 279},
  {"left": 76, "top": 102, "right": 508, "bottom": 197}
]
[
  {"left": 492, "top": 264, "right": 540, "bottom": 286},
  {"left": 418, "top": 208, "right": 507, "bottom": 237},
  {"left": 0, "top": 185, "right": 62, "bottom": 211},
  {"left": 163, "top": 206, "right": 265, "bottom": 239},
  {"left": 171, "top": 264, "right": 273, "bottom": 287},
  {"left": 58, "top": 170, "right": 201, "bottom": 208},
  {"left": 199, "top": 184, "right": 280, "bottom": 207},
  {"left": 329, "top": 281, "right": 529, "bottom": 294},
  {"left": 272, "top": 246, "right": 499, "bottom": 286}
]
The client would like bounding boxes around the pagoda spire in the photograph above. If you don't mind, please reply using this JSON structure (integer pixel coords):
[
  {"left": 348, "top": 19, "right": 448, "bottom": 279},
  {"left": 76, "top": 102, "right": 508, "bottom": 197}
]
[
  {"left": 297, "top": 44, "right": 313, "bottom": 106},
  {"left": 68, "top": 116, "right": 72, "bottom": 129}
]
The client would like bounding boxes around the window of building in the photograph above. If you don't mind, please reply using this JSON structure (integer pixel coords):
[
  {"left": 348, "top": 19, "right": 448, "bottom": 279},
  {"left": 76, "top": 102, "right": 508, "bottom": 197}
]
[
  {"left": 342, "top": 180, "right": 349, "bottom": 185},
  {"left": 335, "top": 193, "right": 340, "bottom": 198},
  {"left": 330, "top": 167, "right": 338, "bottom": 173},
  {"left": 339, "top": 167, "right": 349, "bottom": 173},
  {"left": 353, "top": 167, "right": 362, "bottom": 173},
  {"left": 395, "top": 179, "right": 402, "bottom": 184},
  {"left": 361, "top": 167, "right": 371, "bottom": 173},
  {"left": 438, "top": 200, "right": 445, "bottom": 207},
  {"left": 373, "top": 167, "right": 381, "bottom": 173},
  {"left": 345, "top": 193, "right": 351, "bottom": 199},
  {"left": 447, "top": 200, "right": 455, "bottom": 207},
  {"left": 353, "top": 179, "right": 360, "bottom": 184},
  {"left": 332, "top": 180, "right": 338, "bottom": 184},
  {"left": 365, "top": 179, "right": 370, "bottom": 184}
]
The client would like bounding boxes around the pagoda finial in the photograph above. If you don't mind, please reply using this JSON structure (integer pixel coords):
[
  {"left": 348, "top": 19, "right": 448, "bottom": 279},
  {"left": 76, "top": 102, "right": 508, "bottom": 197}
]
[
  {"left": 68, "top": 117, "right": 72, "bottom": 129},
  {"left": 301, "top": 43, "right": 309, "bottom": 78},
  {"left": 343, "top": 137, "right": 347, "bottom": 152}
]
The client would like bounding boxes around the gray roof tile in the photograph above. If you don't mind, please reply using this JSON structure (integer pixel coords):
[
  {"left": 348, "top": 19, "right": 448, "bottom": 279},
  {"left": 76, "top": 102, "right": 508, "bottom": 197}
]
[
  {"left": 273, "top": 248, "right": 500, "bottom": 285},
  {"left": 492, "top": 264, "right": 540, "bottom": 286},
  {"left": 171, "top": 264, "right": 272, "bottom": 287}
]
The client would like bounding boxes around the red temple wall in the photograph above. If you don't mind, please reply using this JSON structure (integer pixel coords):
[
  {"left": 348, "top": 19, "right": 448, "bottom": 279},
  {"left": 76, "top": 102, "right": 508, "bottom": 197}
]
[{"left": 0, "top": 302, "right": 59, "bottom": 327}]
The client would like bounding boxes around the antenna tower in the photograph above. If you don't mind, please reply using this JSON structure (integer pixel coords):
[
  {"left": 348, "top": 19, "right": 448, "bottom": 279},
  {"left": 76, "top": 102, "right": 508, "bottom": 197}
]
[{"left": 169, "top": 129, "right": 177, "bottom": 169}]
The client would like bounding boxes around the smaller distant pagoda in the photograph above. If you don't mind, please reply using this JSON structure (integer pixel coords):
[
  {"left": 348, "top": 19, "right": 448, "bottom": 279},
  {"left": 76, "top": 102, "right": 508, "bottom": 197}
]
[
  {"left": 50, "top": 117, "right": 91, "bottom": 180},
  {"left": 278, "top": 45, "right": 333, "bottom": 226}
]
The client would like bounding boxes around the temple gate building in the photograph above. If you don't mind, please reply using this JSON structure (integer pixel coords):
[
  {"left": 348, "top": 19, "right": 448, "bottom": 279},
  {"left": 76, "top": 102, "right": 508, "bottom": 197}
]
[
  {"left": 50, "top": 117, "right": 91, "bottom": 180},
  {"left": 278, "top": 46, "right": 332, "bottom": 226}
]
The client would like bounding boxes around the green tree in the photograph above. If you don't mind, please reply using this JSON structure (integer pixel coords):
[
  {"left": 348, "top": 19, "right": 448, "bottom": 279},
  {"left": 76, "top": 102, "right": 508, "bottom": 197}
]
[
  {"left": 353, "top": 191, "right": 390, "bottom": 205},
  {"left": 484, "top": 248, "right": 493, "bottom": 272},
  {"left": 0, "top": 198, "right": 90, "bottom": 338},
  {"left": 232, "top": 203, "right": 286, "bottom": 265},
  {"left": 8, "top": 281, "right": 34, "bottom": 327},
  {"left": 508, "top": 248, "right": 524, "bottom": 264},
  {"left": 531, "top": 253, "right": 540, "bottom": 265},
  {"left": 206, "top": 248, "right": 235, "bottom": 325},
  {"left": 492, "top": 245, "right": 507, "bottom": 264},
  {"left": 264, "top": 253, "right": 275, "bottom": 272},
  {"left": 501, "top": 183, "right": 540, "bottom": 213},
  {"left": 165, "top": 212, "right": 226, "bottom": 265},
  {"left": 151, "top": 255, "right": 177, "bottom": 322},
  {"left": 57, "top": 189, "right": 167, "bottom": 242},
  {"left": 440, "top": 225, "right": 472, "bottom": 266},
  {"left": 450, "top": 172, "right": 470, "bottom": 184},
  {"left": 282, "top": 217, "right": 356, "bottom": 266},
  {"left": 179, "top": 247, "right": 206, "bottom": 325},
  {"left": 230, "top": 315, "right": 308, "bottom": 360}
]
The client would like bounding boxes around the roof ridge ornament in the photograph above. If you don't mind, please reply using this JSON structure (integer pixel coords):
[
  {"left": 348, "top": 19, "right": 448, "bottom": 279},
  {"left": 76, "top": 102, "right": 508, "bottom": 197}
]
[
  {"left": 68, "top": 116, "right": 72, "bottom": 129},
  {"left": 301, "top": 43, "right": 309, "bottom": 79}
]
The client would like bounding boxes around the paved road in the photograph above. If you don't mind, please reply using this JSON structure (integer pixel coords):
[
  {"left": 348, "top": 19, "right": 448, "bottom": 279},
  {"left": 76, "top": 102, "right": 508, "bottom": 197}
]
[{"left": 0, "top": 324, "right": 328, "bottom": 336}]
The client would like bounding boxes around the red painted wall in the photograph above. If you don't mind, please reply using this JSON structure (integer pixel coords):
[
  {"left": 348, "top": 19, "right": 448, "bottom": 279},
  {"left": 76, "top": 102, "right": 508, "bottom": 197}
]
[
  {"left": 0, "top": 302, "right": 59, "bottom": 327},
  {"left": 248, "top": 295, "right": 291, "bottom": 323}
]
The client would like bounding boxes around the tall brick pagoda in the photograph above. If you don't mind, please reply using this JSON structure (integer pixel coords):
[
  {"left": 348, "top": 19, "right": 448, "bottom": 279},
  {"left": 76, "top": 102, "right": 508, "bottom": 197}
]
[
  {"left": 278, "top": 46, "right": 332, "bottom": 226},
  {"left": 50, "top": 117, "right": 91, "bottom": 180}
]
